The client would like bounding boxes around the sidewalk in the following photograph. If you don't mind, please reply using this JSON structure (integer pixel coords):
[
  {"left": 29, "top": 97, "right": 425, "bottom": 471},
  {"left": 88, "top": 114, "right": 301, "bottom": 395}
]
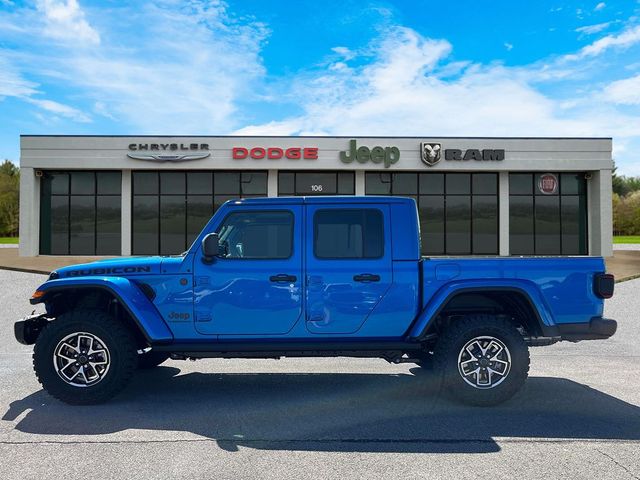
[
  {"left": 605, "top": 249, "right": 640, "bottom": 282},
  {"left": 1, "top": 245, "right": 639, "bottom": 281}
]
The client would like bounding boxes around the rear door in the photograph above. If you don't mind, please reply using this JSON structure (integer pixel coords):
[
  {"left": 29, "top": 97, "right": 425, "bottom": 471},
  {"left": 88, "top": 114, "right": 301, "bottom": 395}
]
[
  {"left": 193, "top": 206, "right": 303, "bottom": 335},
  {"left": 304, "top": 204, "right": 393, "bottom": 334}
]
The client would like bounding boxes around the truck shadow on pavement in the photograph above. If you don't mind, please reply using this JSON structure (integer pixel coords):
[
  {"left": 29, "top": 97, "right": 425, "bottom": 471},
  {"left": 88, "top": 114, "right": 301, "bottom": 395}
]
[{"left": 4, "top": 366, "right": 640, "bottom": 454}]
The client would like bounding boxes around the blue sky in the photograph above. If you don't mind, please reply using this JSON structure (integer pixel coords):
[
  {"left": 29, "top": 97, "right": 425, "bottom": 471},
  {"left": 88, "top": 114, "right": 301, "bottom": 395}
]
[{"left": 1, "top": 0, "right": 640, "bottom": 174}]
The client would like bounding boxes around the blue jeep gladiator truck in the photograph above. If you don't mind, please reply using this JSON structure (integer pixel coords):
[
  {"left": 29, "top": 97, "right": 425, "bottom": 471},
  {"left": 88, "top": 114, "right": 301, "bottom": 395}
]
[{"left": 15, "top": 196, "right": 616, "bottom": 406}]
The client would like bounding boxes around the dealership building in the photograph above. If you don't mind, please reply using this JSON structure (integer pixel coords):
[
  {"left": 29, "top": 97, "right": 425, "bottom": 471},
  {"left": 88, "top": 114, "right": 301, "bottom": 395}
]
[{"left": 19, "top": 135, "right": 613, "bottom": 258}]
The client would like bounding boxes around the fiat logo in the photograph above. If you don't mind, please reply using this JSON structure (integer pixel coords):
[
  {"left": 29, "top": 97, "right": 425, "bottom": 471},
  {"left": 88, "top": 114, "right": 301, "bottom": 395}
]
[{"left": 538, "top": 173, "right": 558, "bottom": 195}]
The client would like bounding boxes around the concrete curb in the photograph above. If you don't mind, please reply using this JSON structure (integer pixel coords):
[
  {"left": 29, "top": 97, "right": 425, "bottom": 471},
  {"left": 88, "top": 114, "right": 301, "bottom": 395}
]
[
  {"left": 0, "top": 265, "right": 49, "bottom": 275},
  {"left": 616, "top": 273, "right": 640, "bottom": 283}
]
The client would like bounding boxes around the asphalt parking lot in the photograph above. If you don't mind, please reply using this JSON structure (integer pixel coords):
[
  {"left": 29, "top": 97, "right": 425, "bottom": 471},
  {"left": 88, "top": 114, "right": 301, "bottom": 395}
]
[{"left": 0, "top": 269, "right": 639, "bottom": 480}]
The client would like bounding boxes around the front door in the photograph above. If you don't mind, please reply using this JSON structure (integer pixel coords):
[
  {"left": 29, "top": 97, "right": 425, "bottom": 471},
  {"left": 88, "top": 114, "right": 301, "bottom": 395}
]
[
  {"left": 194, "top": 207, "right": 303, "bottom": 335},
  {"left": 305, "top": 204, "right": 393, "bottom": 334}
]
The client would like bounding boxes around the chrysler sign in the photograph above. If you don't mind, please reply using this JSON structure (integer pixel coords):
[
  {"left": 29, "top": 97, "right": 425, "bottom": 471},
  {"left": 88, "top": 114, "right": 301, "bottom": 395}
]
[{"left": 127, "top": 143, "right": 210, "bottom": 162}]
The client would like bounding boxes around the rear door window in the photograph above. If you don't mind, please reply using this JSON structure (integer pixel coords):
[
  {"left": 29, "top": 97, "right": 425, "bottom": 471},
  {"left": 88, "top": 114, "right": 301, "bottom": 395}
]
[{"left": 313, "top": 209, "right": 384, "bottom": 259}]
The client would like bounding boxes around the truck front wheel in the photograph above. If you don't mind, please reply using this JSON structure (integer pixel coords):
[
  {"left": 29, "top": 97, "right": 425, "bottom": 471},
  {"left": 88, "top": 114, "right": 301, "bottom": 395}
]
[
  {"left": 33, "top": 309, "right": 137, "bottom": 405},
  {"left": 433, "top": 315, "right": 530, "bottom": 406}
]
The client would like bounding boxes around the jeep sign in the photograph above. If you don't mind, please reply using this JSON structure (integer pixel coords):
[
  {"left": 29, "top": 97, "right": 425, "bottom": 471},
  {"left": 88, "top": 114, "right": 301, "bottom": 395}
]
[{"left": 340, "top": 139, "right": 400, "bottom": 168}]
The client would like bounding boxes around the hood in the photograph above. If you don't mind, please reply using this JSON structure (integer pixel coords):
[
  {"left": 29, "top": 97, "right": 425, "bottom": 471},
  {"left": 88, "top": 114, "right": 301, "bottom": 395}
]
[{"left": 53, "top": 256, "right": 164, "bottom": 279}]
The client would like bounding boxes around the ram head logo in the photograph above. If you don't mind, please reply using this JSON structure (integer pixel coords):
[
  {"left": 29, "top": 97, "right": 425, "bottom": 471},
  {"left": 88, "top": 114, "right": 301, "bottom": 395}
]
[{"left": 421, "top": 142, "right": 442, "bottom": 166}]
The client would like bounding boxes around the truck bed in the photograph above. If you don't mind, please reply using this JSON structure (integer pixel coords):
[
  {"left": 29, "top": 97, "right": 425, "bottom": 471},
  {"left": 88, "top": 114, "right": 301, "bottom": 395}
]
[{"left": 421, "top": 256, "right": 606, "bottom": 327}]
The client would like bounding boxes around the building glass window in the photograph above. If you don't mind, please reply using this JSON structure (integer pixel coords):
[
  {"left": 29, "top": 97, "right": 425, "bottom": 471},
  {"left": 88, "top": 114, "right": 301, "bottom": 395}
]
[
  {"left": 509, "top": 173, "right": 587, "bottom": 255},
  {"left": 40, "top": 171, "right": 122, "bottom": 255},
  {"left": 365, "top": 173, "right": 498, "bottom": 255},
  {"left": 132, "top": 170, "right": 267, "bottom": 255},
  {"left": 278, "top": 171, "right": 355, "bottom": 196}
]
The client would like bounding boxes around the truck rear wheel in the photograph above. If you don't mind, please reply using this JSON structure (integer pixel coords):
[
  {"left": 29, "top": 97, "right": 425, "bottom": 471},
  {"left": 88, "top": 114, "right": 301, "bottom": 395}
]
[
  {"left": 433, "top": 315, "right": 530, "bottom": 406},
  {"left": 33, "top": 309, "right": 137, "bottom": 405}
]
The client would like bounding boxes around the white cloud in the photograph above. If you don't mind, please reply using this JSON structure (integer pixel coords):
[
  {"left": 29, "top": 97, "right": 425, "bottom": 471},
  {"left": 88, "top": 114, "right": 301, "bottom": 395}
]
[
  {"left": 0, "top": 1, "right": 269, "bottom": 132},
  {"left": 234, "top": 120, "right": 309, "bottom": 136},
  {"left": 2, "top": 3, "right": 640, "bottom": 176},
  {"left": 576, "top": 22, "right": 611, "bottom": 35},
  {"left": 93, "top": 101, "right": 117, "bottom": 121},
  {"left": 331, "top": 46, "right": 356, "bottom": 61},
  {"left": 504, "top": 42, "right": 513, "bottom": 51},
  {"left": 24, "top": 97, "right": 91, "bottom": 122},
  {"left": 564, "top": 24, "right": 640, "bottom": 60},
  {"left": 0, "top": 55, "right": 93, "bottom": 122},
  {"left": 595, "top": 2, "right": 606, "bottom": 11},
  {"left": 236, "top": 26, "right": 640, "bottom": 175},
  {"left": 603, "top": 74, "right": 640, "bottom": 104},
  {"left": 364, "top": 27, "right": 451, "bottom": 92},
  {"left": 0, "top": 57, "right": 38, "bottom": 98},
  {"left": 36, "top": 0, "right": 100, "bottom": 45}
]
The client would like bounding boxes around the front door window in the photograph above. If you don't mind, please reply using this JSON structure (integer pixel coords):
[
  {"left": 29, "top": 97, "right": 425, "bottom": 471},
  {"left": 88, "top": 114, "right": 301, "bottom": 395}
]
[{"left": 193, "top": 207, "right": 303, "bottom": 336}]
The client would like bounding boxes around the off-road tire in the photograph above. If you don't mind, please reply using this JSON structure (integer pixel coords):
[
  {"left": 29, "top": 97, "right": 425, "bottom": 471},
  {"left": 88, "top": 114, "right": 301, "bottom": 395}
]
[
  {"left": 137, "top": 350, "right": 170, "bottom": 369},
  {"left": 33, "top": 309, "right": 137, "bottom": 405},
  {"left": 432, "top": 314, "right": 530, "bottom": 406}
]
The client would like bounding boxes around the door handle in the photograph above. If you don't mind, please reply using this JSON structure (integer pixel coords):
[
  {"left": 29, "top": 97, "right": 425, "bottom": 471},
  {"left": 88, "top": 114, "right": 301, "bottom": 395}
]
[
  {"left": 270, "top": 273, "right": 297, "bottom": 283},
  {"left": 353, "top": 273, "right": 381, "bottom": 282}
]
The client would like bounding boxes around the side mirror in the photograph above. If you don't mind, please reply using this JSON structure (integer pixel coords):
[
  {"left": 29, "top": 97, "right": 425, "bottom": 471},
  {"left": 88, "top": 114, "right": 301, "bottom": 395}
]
[{"left": 201, "top": 233, "right": 220, "bottom": 264}]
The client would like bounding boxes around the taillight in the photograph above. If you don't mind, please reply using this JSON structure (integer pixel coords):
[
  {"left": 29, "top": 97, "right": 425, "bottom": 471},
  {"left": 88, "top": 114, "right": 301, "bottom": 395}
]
[{"left": 594, "top": 273, "right": 614, "bottom": 299}]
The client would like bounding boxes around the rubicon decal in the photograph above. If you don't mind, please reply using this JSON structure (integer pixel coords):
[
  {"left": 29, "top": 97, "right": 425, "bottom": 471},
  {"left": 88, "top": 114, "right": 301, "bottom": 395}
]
[
  {"left": 66, "top": 266, "right": 152, "bottom": 277},
  {"left": 232, "top": 147, "right": 318, "bottom": 160}
]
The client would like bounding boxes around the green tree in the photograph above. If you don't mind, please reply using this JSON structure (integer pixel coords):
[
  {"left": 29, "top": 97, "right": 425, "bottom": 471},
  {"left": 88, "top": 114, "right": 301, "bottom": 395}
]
[
  {"left": 613, "top": 191, "right": 640, "bottom": 236},
  {"left": 612, "top": 192, "right": 621, "bottom": 236},
  {"left": 0, "top": 160, "right": 19, "bottom": 237},
  {"left": 612, "top": 161, "right": 640, "bottom": 197}
]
